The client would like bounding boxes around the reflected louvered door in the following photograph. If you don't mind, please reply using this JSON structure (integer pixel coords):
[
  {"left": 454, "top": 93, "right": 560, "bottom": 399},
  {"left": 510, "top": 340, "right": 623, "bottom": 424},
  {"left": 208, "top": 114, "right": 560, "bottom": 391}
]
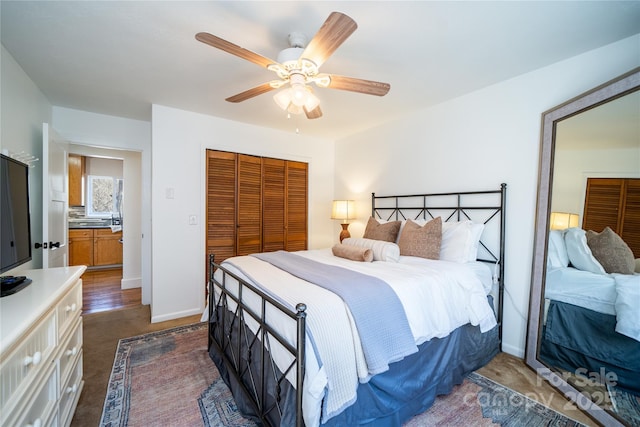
[
  {"left": 262, "top": 158, "right": 286, "bottom": 252},
  {"left": 237, "top": 154, "right": 262, "bottom": 255},
  {"left": 582, "top": 178, "right": 624, "bottom": 233},
  {"left": 621, "top": 179, "right": 640, "bottom": 257},
  {"left": 206, "top": 150, "right": 237, "bottom": 268},
  {"left": 286, "top": 161, "right": 308, "bottom": 251}
]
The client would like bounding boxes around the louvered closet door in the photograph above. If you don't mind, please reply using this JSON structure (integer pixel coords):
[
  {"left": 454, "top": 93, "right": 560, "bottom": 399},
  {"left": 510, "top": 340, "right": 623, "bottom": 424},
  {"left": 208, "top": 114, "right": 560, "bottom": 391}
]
[
  {"left": 262, "top": 158, "right": 286, "bottom": 252},
  {"left": 237, "top": 154, "right": 262, "bottom": 255},
  {"left": 621, "top": 179, "right": 640, "bottom": 257},
  {"left": 286, "top": 161, "right": 308, "bottom": 251},
  {"left": 582, "top": 178, "right": 624, "bottom": 232},
  {"left": 206, "top": 150, "right": 237, "bottom": 264}
]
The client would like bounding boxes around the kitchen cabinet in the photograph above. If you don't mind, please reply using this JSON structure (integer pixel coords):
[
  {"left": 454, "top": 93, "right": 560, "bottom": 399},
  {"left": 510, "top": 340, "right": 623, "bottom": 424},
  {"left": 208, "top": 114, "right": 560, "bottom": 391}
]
[
  {"left": 94, "top": 228, "right": 123, "bottom": 266},
  {"left": 68, "top": 228, "right": 122, "bottom": 267},
  {"left": 69, "top": 229, "right": 94, "bottom": 266},
  {"left": 68, "top": 154, "right": 85, "bottom": 206}
]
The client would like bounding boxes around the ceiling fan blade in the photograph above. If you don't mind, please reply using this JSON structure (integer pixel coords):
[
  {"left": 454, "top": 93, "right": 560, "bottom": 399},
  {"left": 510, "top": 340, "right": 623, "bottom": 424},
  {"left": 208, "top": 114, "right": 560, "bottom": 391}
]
[
  {"left": 301, "top": 12, "right": 357, "bottom": 68},
  {"left": 225, "top": 82, "right": 276, "bottom": 103},
  {"left": 304, "top": 105, "right": 323, "bottom": 119},
  {"left": 196, "top": 32, "right": 277, "bottom": 69},
  {"left": 325, "top": 75, "right": 390, "bottom": 96}
]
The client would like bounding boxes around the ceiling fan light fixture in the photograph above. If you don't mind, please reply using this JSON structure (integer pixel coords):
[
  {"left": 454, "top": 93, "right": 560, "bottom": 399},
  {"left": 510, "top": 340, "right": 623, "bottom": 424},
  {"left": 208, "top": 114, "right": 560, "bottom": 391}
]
[{"left": 273, "top": 88, "right": 292, "bottom": 110}]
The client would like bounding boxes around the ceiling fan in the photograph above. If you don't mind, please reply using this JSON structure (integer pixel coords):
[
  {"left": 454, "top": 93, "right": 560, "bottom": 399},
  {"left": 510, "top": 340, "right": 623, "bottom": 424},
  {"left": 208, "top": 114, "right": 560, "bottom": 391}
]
[{"left": 196, "top": 11, "right": 390, "bottom": 119}]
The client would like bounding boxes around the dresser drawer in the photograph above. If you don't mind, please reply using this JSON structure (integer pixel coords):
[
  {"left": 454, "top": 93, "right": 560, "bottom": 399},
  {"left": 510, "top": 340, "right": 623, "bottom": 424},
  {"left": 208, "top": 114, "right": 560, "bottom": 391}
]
[
  {"left": 3, "top": 361, "right": 58, "bottom": 427},
  {"left": 59, "top": 353, "right": 83, "bottom": 427},
  {"left": 0, "top": 309, "right": 57, "bottom": 413},
  {"left": 56, "top": 279, "right": 82, "bottom": 338},
  {"left": 58, "top": 317, "right": 82, "bottom": 386}
]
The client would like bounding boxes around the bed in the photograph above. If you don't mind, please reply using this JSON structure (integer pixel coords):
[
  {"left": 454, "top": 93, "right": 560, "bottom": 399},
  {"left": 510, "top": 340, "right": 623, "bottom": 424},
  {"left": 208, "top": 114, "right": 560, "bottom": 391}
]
[
  {"left": 206, "top": 184, "right": 507, "bottom": 426},
  {"left": 541, "top": 227, "right": 640, "bottom": 396}
]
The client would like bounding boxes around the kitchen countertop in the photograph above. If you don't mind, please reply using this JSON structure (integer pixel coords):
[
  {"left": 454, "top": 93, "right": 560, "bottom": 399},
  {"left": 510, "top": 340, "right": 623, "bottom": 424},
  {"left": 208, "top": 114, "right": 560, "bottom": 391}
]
[{"left": 68, "top": 224, "right": 113, "bottom": 229}]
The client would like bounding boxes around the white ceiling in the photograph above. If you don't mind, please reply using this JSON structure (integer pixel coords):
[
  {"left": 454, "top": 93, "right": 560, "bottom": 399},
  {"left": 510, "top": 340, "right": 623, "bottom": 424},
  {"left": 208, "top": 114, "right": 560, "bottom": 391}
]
[{"left": 2, "top": 1, "right": 639, "bottom": 139}]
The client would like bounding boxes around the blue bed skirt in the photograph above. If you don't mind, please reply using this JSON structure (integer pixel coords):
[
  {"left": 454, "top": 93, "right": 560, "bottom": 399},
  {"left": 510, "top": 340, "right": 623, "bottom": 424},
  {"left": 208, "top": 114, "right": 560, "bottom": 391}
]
[
  {"left": 209, "top": 305, "right": 499, "bottom": 426},
  {"left": 541, "top": 300, "right": 640, "bottom": 396}
]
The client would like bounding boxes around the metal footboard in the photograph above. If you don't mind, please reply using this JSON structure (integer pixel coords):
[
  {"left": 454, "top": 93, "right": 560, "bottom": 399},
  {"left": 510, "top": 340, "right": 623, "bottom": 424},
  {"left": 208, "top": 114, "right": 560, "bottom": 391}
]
[{"left": 208, "top": 254, "right": 306, "bottom": 427}]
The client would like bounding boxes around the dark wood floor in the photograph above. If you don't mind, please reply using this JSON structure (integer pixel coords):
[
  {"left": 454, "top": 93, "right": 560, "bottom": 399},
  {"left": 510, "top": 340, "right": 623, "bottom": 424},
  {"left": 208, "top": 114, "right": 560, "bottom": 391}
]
[{"left": 81, "top": 267, "right": 141, "bottom": 314}]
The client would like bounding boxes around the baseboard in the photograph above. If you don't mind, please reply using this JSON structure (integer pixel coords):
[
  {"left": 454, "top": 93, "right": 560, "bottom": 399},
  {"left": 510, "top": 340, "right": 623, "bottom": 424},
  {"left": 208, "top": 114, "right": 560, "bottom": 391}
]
[
  {"left": 151, "top": 307, "right": 203, "bottom": 323},
  {"left": 121, "top": 276, "right": 141, "bottom": 289},
  {"left": 501, "top": 342, "right": 525, "bottom": 359}
]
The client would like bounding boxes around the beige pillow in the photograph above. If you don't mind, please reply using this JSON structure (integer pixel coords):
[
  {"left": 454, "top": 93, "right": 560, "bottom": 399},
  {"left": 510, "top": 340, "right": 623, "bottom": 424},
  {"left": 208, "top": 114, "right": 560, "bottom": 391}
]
[
  {"left": 397, "top": 217, "right": 442, "bottom": 259},
  {"left": 363, "top": 217, "right": 401, "bottom": 242},
  {"left": 586, "top": 227, "right": 635, "bottom": 274},
  {"left": 332, "top": 243, "right": 373, "bottom": 262}
]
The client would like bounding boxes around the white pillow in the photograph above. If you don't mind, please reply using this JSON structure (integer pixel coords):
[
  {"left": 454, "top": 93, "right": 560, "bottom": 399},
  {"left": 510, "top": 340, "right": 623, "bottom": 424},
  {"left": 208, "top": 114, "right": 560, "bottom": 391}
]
[
  {"left": 564, "top": 227, "right": 606, "bottom": 275},
  {"left": 547, "top": 229, "right": 569, "bottom": 269},
  {"left": 440, "top": 220, "right": 485, "bottom": 263},
  {"left": 341, "top": 237, "right": 400, "bottom": 262}
]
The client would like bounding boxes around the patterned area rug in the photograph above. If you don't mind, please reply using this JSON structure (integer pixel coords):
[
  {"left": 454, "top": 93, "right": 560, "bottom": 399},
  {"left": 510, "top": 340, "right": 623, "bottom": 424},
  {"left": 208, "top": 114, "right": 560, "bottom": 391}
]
[{"left": 101, "top": 323, "right": 588, "bottom": 426}]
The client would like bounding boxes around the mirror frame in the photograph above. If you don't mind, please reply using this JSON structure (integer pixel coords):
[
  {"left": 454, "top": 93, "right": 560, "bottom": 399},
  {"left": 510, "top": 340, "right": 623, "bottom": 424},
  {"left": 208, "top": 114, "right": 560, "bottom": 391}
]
[{"left": 525, "top": 67, "right": 640, "bottom": 427}]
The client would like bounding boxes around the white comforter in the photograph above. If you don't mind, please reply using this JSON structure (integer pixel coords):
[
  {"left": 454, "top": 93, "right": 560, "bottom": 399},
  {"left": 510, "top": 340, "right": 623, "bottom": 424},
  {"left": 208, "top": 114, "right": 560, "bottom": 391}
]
[{"left": 214, "top": 249, "right": 497, "bottom": 427}]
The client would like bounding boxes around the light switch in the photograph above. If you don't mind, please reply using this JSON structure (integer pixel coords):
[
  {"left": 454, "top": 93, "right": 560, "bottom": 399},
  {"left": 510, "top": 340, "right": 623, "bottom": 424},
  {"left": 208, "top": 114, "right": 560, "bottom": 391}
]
[
  {"left": 165, "top": 187, "right": 175, "bottom": 199},
  {"left": 189, "top": 215, "right": 197, "bottom": 225}
]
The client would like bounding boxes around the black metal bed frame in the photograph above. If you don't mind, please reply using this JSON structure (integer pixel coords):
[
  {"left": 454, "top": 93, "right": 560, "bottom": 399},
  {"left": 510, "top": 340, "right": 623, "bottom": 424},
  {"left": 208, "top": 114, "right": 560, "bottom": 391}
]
[{"left": 207, "top": 183, "right": 507, "bottom": 427}]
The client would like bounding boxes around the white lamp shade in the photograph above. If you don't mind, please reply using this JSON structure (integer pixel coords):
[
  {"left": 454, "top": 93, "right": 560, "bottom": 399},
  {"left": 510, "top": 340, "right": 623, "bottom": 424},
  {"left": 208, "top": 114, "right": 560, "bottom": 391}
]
[
  {"left": 331, "top": 200, "right": 356, "bottom": 221},
  {"left": 549, "top": 212, "right": 580, "bottom": 230}
]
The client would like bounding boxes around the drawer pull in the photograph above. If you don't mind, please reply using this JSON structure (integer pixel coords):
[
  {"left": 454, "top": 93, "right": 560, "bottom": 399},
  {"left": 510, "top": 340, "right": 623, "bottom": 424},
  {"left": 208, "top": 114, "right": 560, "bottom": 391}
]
[
  {"left": 65, "top": 303, "right": 78, "bottom": 312},
  {"left": 66, "top": 383, "right": 78, "bottom": 394},
  {"left": 66, "top": 346, "right": 78, "bottom": 357},
  {"left": 23, "top": 351, "right": 42, "bottom": 366},
  {"left": 26, "top": 419, "right": 42, "bottom": 427}
]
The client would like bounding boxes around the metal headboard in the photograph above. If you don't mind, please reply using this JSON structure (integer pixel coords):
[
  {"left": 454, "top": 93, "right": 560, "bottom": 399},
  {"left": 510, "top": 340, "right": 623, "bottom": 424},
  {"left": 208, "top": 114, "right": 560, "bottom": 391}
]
[{"left": 371, "top": 183, "right": 507, "bottom": 342}]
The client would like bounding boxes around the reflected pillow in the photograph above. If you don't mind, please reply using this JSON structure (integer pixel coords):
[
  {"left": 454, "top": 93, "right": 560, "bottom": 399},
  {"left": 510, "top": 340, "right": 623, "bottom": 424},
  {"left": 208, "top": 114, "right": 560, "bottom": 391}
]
[
  {"left": 363, "top": 217, "right": 401, "bottom": 242},
  {"left": 397, "top": 217, "right": 442, "bottom": 259},
  {"left": 547, "top": 229, "right": 569, "bottom": 269},
  {"left": 564, "top": 227, "right": 606, "bottom": 275},
  {"left": 586, "top": 227, "right": 635, "bottom": 275}
]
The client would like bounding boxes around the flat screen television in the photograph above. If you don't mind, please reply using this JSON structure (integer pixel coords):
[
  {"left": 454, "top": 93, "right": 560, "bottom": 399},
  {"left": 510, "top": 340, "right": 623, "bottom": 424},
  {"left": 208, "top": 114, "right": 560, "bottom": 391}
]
[{"left": 1, "top": 153, "right": 33, "bottom": 296}]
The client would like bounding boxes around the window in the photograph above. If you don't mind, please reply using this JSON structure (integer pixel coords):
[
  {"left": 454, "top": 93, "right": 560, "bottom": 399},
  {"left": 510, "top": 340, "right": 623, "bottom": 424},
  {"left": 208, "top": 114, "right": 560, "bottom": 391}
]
[{"left": 87, "top": 175, "right": 123, "bottom": 217}]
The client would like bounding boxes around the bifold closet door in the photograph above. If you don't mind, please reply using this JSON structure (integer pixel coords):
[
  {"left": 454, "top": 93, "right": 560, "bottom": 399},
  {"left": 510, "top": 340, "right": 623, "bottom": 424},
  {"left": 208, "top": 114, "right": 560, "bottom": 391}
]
[
  {"left": 583, "top": 177, "right": 640, "bottom": 257},
  {"left": 206, "top": 150, "right": 237, "bottom": 266},
  {"left": 286, "top": 161, "right": 308, "bottom": 251},
  {"left": 262, "top": 158, "right": 286, "bottom": 252},
  {"left": 236, "top": 154, "right": 263, "bottom": 255}
]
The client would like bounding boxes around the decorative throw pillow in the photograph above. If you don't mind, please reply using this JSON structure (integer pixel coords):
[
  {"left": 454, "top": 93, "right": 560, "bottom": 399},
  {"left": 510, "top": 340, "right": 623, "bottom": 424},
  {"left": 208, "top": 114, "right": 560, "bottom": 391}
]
[
  {"left": 586, "top": 227, "right": 635, "bottom": 275},
  {"left": 363, "top": 217, "right": 401, "bottom": 242},
  {"left": 341, "top": 237, "right": 400, "bottom": 262},
  {"left": 547, "top": 229, "right": 569, "bottom": 269},
  {"left": 564, "top": 227, "right": 606, "bottom": 275},
  {"left": 398, "top": 217, "right": 442, "bottom": 259},
  {"left": 331, "top": 243, "right": 373, "bottom": 262}
]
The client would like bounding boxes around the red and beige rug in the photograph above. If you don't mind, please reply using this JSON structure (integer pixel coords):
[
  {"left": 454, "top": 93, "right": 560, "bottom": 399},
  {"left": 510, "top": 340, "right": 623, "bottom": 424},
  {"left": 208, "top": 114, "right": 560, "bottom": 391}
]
[{"left": 100, "top": 323, "right": 588, "bottom": 426}]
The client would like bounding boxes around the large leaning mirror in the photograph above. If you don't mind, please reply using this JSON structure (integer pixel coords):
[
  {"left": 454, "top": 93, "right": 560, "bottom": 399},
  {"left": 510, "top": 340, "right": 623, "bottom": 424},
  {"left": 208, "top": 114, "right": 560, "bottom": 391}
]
[{"left": 526, "top": 67, "right": 640, "bottom": 427}]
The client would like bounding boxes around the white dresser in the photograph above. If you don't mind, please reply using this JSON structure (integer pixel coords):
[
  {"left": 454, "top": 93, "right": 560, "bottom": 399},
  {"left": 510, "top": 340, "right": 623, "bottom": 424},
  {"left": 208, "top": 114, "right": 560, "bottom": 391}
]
[{"left": 1, "top": 266, "right": 86, "bottom": 427}]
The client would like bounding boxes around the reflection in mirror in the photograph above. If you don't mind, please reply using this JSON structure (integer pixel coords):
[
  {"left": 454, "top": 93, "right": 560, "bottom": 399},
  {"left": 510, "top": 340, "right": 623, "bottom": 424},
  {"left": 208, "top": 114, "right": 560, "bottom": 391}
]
[{"left": 526, "top": 68, "right": 640, "bottom": 427}]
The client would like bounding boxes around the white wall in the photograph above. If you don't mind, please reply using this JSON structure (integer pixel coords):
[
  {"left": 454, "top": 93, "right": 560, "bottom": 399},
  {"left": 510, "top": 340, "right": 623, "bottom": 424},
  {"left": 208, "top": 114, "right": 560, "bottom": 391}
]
[
  {"left": 53, "top": 108, "right": 151, "bottom": 300},
  {"left": 334, "top": 35, "right": 640, "bottom": 357},
  {"left": 150, "top": 105, "right": 335, "bottom": 322},
  {"left": 0, "top": 45, "right": 52, "bottom": 271}
]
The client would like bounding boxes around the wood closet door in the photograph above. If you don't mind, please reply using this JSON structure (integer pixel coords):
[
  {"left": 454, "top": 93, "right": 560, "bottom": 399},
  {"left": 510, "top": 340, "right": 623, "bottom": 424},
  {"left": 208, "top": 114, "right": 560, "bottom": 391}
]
[
  {"left": 582, "top": 178, "right": 625, "bottom": 233},
  {"left": 583, "top": 177, "right": 640, "bottom": 257},
  {"left": 620, "top": 179, "right": 640, "bottom": 257},
  {"left": 262, "top": 158, "right": 286, "bottom": 252},
  {"left": 286, "top": 161, "right": 308, "bottom": 251},
  {"left": 236, "top": 154, "right": 262, "bottom": 255},
  {"left": 206, "top": 151, "right": 237, "bottom": 264}
]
